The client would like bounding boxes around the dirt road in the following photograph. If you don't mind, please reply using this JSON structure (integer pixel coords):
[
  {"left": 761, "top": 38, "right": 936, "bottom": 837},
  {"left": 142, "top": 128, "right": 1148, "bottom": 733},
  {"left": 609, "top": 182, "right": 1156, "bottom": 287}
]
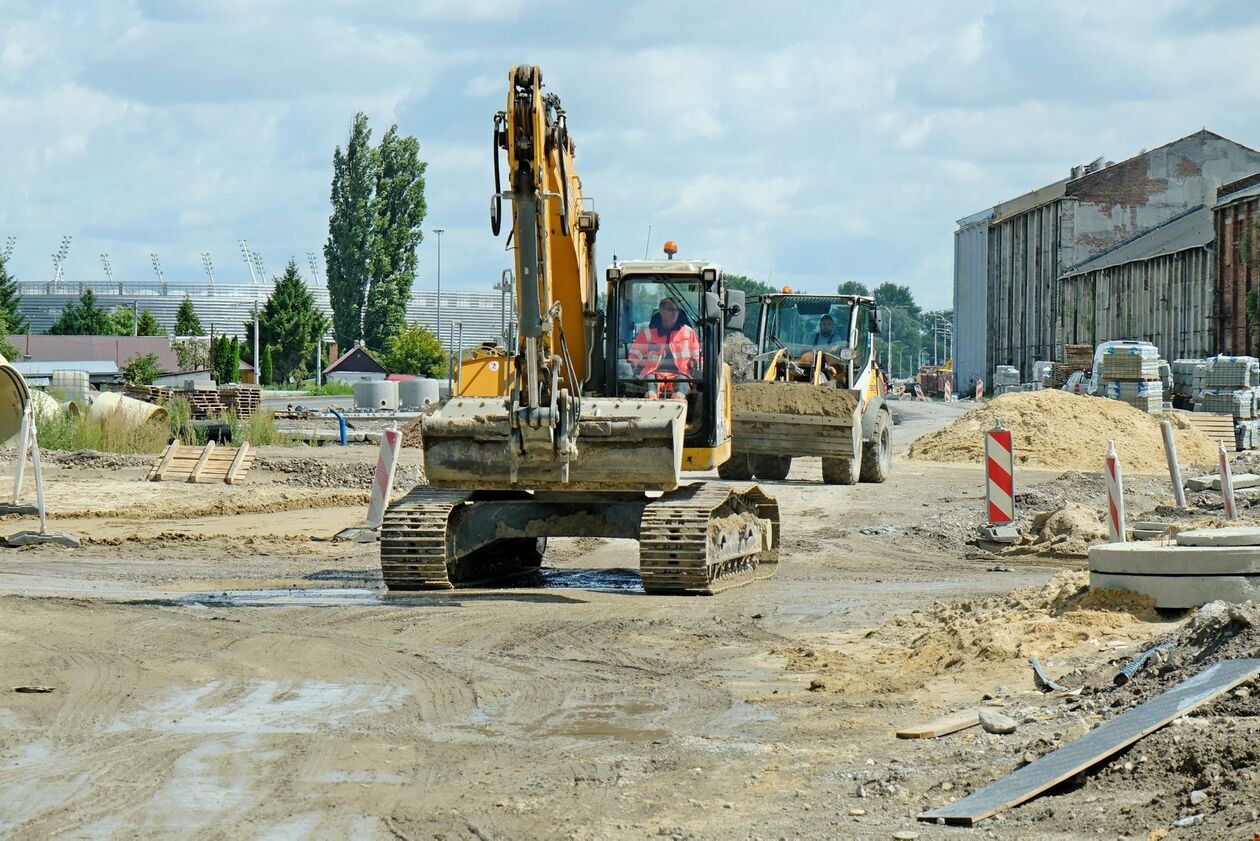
[{"left": 0, "top": 400, "right": 1248, "bottom": 839}]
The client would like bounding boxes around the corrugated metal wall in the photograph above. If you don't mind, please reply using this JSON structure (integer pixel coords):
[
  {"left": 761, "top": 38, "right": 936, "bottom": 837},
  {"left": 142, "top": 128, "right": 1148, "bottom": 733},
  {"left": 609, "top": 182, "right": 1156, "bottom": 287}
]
[
  {"left": 986, "top": 200, "right": 1062, "bottom": 377},
  {"left": 1059, "top": 247, "right": 1215, "bottom": 360},
  {"left": 1216, "top": 197, "right": 1259, "bottom": 355},
  {"left": 953, "top": 216, "right": 989, "bottom": 390}
]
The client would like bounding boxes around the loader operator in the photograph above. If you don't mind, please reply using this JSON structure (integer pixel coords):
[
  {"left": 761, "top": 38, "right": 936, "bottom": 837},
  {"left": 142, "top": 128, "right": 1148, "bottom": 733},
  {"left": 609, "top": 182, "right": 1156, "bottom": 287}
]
[
  {"left": 799, "top": 313, "right": 843, "bottom": 369},
  {"left": 628, "top": 296, "right": 702, "bottom": 401}
]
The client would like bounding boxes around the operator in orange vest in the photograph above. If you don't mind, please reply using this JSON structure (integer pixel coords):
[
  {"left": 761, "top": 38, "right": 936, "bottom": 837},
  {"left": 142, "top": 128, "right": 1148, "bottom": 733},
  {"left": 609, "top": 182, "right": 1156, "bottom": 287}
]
[{"left": 628, "top": 296, "right": 702, "bottom": 400}]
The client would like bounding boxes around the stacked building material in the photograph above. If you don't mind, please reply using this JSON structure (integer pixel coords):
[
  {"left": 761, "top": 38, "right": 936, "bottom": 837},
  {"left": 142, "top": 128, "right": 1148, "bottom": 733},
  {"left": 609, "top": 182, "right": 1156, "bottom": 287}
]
[
  {"left": 219, "top": 385, "right": 261, "bottom": 419},
  {"left": 122, "top": 385, "right": 175, "bottom": 404},
  {"left": 1204, "top": 355, "right": 1260, "bottom": 388},
  {"left": 1098, "top": 343, "right": 1162, "bottom": 412},
  {"left": 1237, "top": 419, "right": 1260, "bottom": 450},
  {"left": 1170, "top": 359, "right": 1208, "bottom": 407},
  {"left": 1194, "top": 388, "right": 1256, "bottom": 418},
  {"left": 993, "top": 365, "right": 1021, "bottom": 395},
  {"left": 1050, "top": 344, "right": 1094, "bottom": 387},
  {"left": 183, "top": 388, "right": 226, "bottom": 419},
  {"left": 1192, "top": 355, "right": 1260, "bottom": 449}
]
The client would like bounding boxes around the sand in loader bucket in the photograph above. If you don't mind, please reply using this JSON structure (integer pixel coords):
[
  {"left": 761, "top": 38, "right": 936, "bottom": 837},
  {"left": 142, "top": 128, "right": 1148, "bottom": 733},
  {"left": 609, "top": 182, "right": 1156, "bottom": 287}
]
[{"left": 732, "top": 382, "right": 860, "bottom": 418}]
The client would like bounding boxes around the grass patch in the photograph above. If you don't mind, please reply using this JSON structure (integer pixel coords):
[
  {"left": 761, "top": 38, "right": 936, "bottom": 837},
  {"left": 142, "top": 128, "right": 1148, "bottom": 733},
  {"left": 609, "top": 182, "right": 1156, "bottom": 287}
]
[
  {"left": 303, "top": 380, "right": 355, "bottom": 396},
  {"left": 228, "top": 410, "right": 289, "bottom": 446},
  {"left": 36, "top": 406, "right": 170, "bottom": 454}
]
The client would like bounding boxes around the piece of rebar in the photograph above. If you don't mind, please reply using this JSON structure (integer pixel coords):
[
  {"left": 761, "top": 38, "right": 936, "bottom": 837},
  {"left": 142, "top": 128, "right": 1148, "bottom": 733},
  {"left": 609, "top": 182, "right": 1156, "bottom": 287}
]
[{"left": 1114, "top": 642, "right": 1175, "bottom": 686}]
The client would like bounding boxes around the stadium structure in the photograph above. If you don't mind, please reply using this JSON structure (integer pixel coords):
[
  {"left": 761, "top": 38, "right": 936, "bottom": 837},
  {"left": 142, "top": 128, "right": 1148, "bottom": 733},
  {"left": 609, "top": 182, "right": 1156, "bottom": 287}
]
[{"left": 15, "top": 279, "right": 514, "bottom": 347}]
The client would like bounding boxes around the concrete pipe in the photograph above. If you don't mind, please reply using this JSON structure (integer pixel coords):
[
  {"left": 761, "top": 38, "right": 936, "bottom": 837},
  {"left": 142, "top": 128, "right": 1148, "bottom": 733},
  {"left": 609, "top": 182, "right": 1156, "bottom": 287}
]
[
  {"left": 354, "top": 380, "right": 400, "bottom": 411},
  {"left": 69, "top": 391, "right": 168, "bottom": 427}
]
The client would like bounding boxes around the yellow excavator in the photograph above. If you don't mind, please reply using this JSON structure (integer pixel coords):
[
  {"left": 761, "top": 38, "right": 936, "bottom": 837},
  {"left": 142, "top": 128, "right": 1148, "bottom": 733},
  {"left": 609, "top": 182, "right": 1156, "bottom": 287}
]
[{"left": 380, "top": 66, "right": 779, "bottom": 595}]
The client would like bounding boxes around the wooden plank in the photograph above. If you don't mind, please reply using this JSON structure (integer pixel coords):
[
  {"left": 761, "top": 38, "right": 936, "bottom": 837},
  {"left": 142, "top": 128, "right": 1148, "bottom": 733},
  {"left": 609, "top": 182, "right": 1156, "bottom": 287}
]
[
  {"left": 225, "top": 442, "right": 250, "bottom": 485},
  {"left": 148, "top": 441, "right": 179, "bottom": 482},
  {"left": 919, "top": 659, "right": 1260, "bottom": 826},
  {"left": 186, "top": 442, "right": 216, "bottom": 483},
  {"left": 896, "top": 710, "right": 980, "bottom": 740}
]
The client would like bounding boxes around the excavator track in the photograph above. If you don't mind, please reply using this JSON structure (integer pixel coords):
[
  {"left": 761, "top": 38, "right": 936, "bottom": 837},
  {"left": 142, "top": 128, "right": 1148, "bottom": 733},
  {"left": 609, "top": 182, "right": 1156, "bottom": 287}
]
[
  {"left": 639, "top": 482, "right": 780, "bottom": 596},
  {"left": 379, "top": 482, "right": 779, "bottom": 595}
]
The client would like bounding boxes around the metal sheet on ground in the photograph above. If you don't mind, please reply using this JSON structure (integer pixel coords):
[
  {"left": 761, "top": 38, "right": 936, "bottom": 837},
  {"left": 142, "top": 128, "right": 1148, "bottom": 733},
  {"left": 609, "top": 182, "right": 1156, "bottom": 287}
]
[{"left": 918, "top": 659, "right": 1260, "bottom": 826}]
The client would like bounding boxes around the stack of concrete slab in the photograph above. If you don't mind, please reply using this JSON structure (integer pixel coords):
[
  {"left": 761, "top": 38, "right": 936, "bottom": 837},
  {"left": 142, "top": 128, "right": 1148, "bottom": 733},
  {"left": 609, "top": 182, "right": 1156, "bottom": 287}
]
[
  {"left": 1099, "top": 343, "right": 1163, "bottom": 412},
  {"left": 993, "top": 365, "right": 1021, "bottom": 395},
  {"left": 1196, "top": 388, "right": 1258, "bottom": 418},
  {"left": 1204, "top": 354, "right": 1260, "bottom": 388},
  {"left": 1089, "top": 527, "right": 1260, "bottom": 608},
  {"left": 1170, "top": 358, "right": 1207, "bottom": 409}
]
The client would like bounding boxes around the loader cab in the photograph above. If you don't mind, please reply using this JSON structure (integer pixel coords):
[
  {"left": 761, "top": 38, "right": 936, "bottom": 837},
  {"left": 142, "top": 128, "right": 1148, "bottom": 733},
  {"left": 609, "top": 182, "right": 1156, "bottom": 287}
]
[
  {"left": 748, "top": 293, "right": 879, "bottom": 391},
  {"left": 604, "top": 260, "right": 730, "bottom": 465}
]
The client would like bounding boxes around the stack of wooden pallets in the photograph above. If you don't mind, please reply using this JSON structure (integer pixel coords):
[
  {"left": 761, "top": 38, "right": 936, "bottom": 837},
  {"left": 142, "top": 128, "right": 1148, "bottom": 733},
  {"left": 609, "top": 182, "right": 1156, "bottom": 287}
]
[
  {"left": 1051, "top": 344, "right": 1094, "bottom": 387},
  {"left": 123, "top": 385, "right": 174, "bottom": 404},
  {"left": 147, "top": 440, "right": 256, "bottom": 484},
  {"left": 220, "top": 385, "right": 261, "bottom": 419},
  {"left": 182, "top": 388, "right": 226, "bottom": 419}
]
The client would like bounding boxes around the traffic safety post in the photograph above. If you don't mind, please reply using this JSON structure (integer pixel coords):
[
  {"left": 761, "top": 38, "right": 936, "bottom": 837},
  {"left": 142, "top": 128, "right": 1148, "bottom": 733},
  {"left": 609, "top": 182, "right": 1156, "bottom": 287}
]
[
  {"left": 944, "top": 380, "right": 953, "bottom": 402},
  {"left": 975, "top": 380, "right": 984, "bottom": 401},
  {"left": 979, "top": 419, "right": 1019, "bottom": 543},
  {"left": 1219, "top": 441, "right": 1237, "bottom": 521},
  {"left": 367, "top": 425, "right": 403, "bottom": 529},
  {"left": 1105, "top": 441, "right": 1126, "bottom": 543}
]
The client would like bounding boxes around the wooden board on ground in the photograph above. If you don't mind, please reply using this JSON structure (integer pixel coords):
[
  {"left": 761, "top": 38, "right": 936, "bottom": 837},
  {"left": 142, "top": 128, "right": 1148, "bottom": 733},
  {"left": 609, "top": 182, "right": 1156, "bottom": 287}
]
[
  {"left": 895, "top": 710, "right": 980, "bottom": 739},
  {"left": 1180, "top": 412, "right": 1237, "bottom": 452},
  {"left": 919, "top": 659, "right": 1260, "bottom": 825},
  {"left": 147, "top": 441, "right": 255, "bottom": 485}
]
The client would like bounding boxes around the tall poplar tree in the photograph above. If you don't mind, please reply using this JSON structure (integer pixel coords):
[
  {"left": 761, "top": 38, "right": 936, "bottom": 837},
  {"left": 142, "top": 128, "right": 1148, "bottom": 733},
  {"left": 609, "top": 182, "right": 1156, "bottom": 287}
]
[
  {"left": 325, "top": 113, "right": 375, "bottom": 349},
  {"left": 363, "top": 126, "right": 427, "bottom": 350}
]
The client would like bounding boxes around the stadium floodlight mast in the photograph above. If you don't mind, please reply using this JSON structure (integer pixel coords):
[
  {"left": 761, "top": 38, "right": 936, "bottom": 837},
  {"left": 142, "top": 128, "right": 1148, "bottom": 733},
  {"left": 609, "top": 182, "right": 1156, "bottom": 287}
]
[
  {"left": 239, "top": 240, "right": 259, "bottom": 285},
  {"left": 149, "top": 252, "right": 166, "bottom": 295},
  {"left": 201, "top": 252, "right": 216, "bottom": 295},
  {"left": 100, "top": 253, "right": 118, "bottom": 293},
  {"left": 306, "top": 251, "right": 322, "bottom": 285},
  {"left": 251, "top": 250, "right": 265, "bottom": 283},
  {"left": 49, "top": 235, "right": 72, "bottom": 292}
]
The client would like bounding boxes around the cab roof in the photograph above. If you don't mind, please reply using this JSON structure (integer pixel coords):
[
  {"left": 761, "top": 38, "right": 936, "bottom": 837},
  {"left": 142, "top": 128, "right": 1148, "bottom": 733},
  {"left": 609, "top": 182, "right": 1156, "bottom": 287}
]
[{"left": 611, "top": 259, "right": 721, "bottom": 276}]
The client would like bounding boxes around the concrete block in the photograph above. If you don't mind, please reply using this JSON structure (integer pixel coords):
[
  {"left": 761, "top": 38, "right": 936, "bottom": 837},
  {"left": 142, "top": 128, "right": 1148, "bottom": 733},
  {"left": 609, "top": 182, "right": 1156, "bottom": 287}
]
[
  {"left": 1176, "top": 526, "right": 1260, "bottom": 547},
  {"left": 1186, "top": 475, "right": 1215, "bottom": 491},
  {"left": 1089, "top": 542, "right": 1260, "bottom": 575},
  {"left": 1214, "top": 473, "right": 1260, "bottom": 490},
  {"left": 1090, "top": 571, "right": 1260, "bottom": 609}
]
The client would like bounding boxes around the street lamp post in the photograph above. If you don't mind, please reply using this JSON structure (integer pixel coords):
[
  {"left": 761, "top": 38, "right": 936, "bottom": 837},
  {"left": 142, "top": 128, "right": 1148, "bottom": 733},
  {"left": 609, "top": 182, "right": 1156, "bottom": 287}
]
[{"left": 433, "top": 229, "right": 445, "bottom": 341}]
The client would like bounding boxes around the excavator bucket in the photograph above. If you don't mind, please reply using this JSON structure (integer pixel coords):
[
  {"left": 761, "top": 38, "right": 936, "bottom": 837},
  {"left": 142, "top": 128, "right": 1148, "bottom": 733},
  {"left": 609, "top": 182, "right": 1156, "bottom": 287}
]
[
  {"left": 421, "top": 396, "right": 687, "bottom": 491},
  {"left": 730, "top": 381, "right": 861, "bottom": 459}
]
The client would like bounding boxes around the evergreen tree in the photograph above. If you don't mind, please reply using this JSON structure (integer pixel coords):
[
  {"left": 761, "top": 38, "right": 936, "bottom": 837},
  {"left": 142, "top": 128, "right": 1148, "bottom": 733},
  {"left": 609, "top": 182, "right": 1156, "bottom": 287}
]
[
  {"left": 244, "top": 259, "right": 328, "bottom": 385},
  {"left": 136, "top": 309, "right": 163, "bottom": 336},
  {"left": 260, "top": 344, "right": 274, "bottom": 386},
  {"left": 724, "top": 274, "right": 777, "bottom": 298},
  {"left": 175, "top": 295, "right": 204, "bottom": 336},
  {"left": 0, "top": 252, "right": 27, "bottom": 333},
  {"left": 48, "top": 290, "right": 112, "bottom": 335},
  {"left": 363, "top": 126, "right": 427, "bottom": 350},
  {"left": 325, "top": 113, "right": 376, "bottom": 349},
  {"left": 228, "top": 337, "right": 241, "bottom": 384}
]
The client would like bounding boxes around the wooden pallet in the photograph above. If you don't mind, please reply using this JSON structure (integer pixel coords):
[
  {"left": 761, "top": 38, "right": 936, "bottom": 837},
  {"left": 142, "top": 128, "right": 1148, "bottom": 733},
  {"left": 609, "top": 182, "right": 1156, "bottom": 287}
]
[
  {"left": 220, "top": 385, "right": 261, "bottom": 419},
  {"left": 123, "top": 385, "right": 174, "bottom": 404},
  {"left": 1179, "top": 411, "right": 1237, "bottom": 452},
  {"left": 147, "top": 441, "right": 255, "bottom": 484}
]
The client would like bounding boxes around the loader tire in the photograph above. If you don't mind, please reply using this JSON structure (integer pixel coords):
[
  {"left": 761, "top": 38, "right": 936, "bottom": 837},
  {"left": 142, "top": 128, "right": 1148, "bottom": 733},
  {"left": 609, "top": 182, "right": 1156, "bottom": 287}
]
[
  {"left": 718, "top": 452, "right": 754, "bottom": 480},
  {"left": 822, "top": 443, "right": 861, "bottom": 485},
  {"left": 859, "top": 410, "right": 892, "bottom": 483},
  {"left": 750, "top": 454, "right": 791, "bottom": 481}
]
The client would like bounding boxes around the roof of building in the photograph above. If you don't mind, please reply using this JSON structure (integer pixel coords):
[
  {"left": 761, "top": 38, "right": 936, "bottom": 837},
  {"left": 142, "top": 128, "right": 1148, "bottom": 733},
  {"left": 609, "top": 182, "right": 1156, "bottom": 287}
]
[
  {"left": 1061, "top": 204, "right": 1213, "bottom": 277},
  {"left": 4, "top": 334, "right": 179, "bottom": 371},
  {"left": 1216, "top": 179, "right": 1260, "bottom": 209},
  {"left": 9, "top": 360, "right": 120, "bottom": 376},
  {"left": 323, "top": 344, "right": 387, "bottom": 375}
]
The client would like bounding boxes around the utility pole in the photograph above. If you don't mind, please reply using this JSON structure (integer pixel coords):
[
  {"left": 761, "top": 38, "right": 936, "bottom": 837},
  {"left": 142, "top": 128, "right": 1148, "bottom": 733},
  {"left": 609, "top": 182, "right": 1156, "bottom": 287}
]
[
  {"left": 433, "top": 228, "right": 444, "bottom": 340},
  {"left": 252, "top": 300, "right": 260, "bottom": 381},
  {"left": 132, "top": 300, "right": 138, "bottom": 336}
]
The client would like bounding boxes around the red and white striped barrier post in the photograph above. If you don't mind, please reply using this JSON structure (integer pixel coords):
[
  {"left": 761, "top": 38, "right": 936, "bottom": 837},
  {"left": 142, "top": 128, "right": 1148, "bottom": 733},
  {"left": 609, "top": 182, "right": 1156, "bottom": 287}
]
[
  {"left": 975, "top": 380, "right": 984, "bottom": 401},
  {"left": 984, "top": 419, "right": 1015, "bottom": 526},
  {"left": 1219, "top": 441, "right": 1237, "bottom": 521},
  {"left": 1159, "top": 418, "right": 1187, "bottom": 510},
  {"left": 366, "top": 425, "right": 403, "bottom": 529},
  {"left": 944, "top": 380, "right": 953, "bottom": 402},
  {"left": 914, "top": 383, "right": 926, "bottom": 402},
  {"left": 1105, "top": 441, "right": 1126, "bottom": 543}
]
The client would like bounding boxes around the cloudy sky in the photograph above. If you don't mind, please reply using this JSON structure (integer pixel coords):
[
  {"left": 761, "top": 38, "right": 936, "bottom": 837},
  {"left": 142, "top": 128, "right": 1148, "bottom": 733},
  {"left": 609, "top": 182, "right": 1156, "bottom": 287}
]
[{"left": 3, "top": 0, "right": 1260, "bottom": 310}]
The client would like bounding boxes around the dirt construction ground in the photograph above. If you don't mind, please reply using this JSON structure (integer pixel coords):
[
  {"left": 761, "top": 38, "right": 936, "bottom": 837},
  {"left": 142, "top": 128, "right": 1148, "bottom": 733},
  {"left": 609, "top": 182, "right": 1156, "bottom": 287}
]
[{"left": 1, "top": 401, "right": 1258, "bottom": 840}]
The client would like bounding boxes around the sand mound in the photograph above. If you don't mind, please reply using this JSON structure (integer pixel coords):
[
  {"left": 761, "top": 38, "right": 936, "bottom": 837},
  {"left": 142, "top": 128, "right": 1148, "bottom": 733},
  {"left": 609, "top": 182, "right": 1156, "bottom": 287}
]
[
  {"left": 732, "top": 382, "right": 859, "bottom": 417},
  {"left": 908, "top": 389, "right": 1217, "bottom": 472},
  {"left": 1003, "top": 503, "right": 1108, "bottom": 558}
]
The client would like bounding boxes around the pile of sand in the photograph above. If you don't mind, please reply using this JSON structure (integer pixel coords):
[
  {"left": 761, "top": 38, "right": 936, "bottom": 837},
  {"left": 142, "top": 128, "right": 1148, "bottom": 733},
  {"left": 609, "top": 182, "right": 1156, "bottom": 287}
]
[
  {"left": 1003, "top": 503, "right": 1108, "bottom": 558},
  {"left": 908, "top": 389, "right": 1217, "bottom": 472},
  {"left": 732, "top": 382, "right": 859, "bottom": 418}
]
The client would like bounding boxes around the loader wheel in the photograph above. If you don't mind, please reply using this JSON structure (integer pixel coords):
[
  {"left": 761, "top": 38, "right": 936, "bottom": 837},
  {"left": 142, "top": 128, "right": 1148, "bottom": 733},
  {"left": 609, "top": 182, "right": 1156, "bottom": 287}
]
[
  {"left": 859, "top": 410, "right": 892, "bottom": 483},
  {"left": 822, "top": 446, "right": 861, "bottom": 485},
  {"left": 750, "top": 454, "right": 792, "bottom": 481},
  {"left": 718, "top": 453, "right": 754, "bottom": 480}
]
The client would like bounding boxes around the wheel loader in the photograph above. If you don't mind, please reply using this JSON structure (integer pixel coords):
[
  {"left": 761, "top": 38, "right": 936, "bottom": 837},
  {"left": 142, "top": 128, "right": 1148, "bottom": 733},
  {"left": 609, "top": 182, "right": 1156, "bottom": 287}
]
[
  {"left": 718, "top": 292, "right": 892, "bottom": 484},
  {"left": 379, "top": 66, "right": 779, "bottom": 595}
]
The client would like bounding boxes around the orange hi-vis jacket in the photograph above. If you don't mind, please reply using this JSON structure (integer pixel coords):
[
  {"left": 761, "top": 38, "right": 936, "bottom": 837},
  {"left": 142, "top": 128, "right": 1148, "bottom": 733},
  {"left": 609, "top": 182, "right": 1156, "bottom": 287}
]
[{"left": 628, "top": 322, "right": 702, "bottom": 379}]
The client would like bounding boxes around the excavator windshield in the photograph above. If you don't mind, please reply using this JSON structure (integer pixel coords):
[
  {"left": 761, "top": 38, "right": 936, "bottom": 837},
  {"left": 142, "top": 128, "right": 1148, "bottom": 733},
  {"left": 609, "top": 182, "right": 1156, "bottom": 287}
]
[
  {"left": 765, "top": 296, "right": 852, "bottom": 356},
  {"left": 615, "top": 276, "right": 706, "bottom": 404}
]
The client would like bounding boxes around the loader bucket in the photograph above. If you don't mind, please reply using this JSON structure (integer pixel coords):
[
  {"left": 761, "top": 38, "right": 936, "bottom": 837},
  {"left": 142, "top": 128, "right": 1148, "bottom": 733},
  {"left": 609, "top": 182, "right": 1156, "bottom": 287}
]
[
  {"left": 421, "top": 396, "right": 687, "bottom": 492},
  {"left": 730, "top": 382, "right": 860, "bottom": 459}
]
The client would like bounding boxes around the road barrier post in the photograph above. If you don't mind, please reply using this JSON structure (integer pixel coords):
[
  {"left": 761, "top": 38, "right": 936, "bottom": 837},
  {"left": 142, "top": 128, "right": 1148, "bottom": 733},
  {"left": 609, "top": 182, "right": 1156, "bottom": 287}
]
[
  {"left": 366, "top": 425, "right": 403, "bottom": 530},
  {"left": 1159, "top": 418, "right": 1187, "bottom": 510},
  {"left": 1219, "top": 441, "right": 1236, "bottom": 521},
  {"left": 979, "top": 419, "right": 1019, "bottom": 543},
  {"left": 1105, "top": 441, "right": 1126, "bottom": 543}
]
